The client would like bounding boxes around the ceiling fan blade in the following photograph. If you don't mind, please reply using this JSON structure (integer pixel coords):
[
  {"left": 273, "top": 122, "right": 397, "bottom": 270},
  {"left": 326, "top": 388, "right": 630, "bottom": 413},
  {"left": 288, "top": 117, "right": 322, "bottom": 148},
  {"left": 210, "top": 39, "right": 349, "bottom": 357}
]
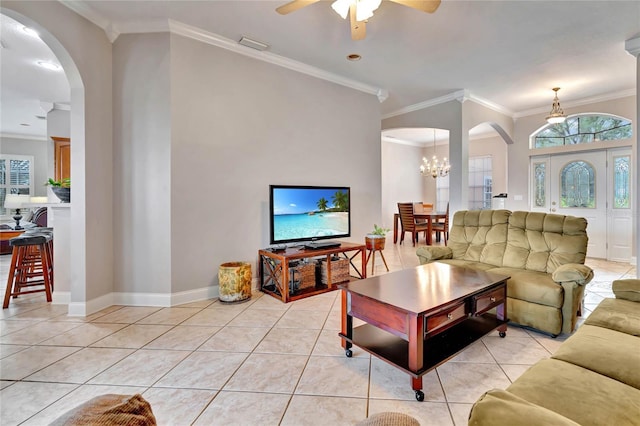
[
  {"left": 350, "top": 4, "right": 367, "bottom": 40},
  {"left": 276, "top": 0, "right": 323, "bottom": 15},
  {"left": 388, "top": 0, "right": 441, "bottom": 13}
]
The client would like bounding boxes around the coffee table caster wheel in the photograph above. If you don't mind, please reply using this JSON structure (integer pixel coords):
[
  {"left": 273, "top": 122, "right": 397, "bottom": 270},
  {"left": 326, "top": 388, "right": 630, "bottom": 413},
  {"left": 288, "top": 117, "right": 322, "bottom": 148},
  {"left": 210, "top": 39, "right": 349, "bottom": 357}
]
[
  {"left": 415, "top": 390, "right": 424, "bottom": 401},
  {"left": 499, "top": 331, "right": 506, "bottom": 338},
  {"left": 345, "top": 349, "right": 353, "bottom": 358}
]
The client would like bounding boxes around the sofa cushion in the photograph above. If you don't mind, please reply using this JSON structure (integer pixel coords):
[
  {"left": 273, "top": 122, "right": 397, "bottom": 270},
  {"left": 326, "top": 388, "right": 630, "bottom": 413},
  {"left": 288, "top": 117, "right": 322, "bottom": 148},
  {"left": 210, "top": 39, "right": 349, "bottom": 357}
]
[
  {"left": 612, "top": 279, "right": 640, "bottom": 302},
  {"left": 50, "top": 394, "right": 156, "bottom": 426},
  {"left": 489, "top": 267, "right": 563, "bottom": 308},
  {"left": 448, "top": 210, "right": 510, "bottom": 267},
  {"left": 507, "top": 358, "right": 640, "bottom": 426},
  {"left": 551, "top": 324, "right": 640, "bottom": 389},
  {"left": 583, "top": 297, "right": 640, "bottom": 336},
  {"left": 502, "top": 211, "right": 588, "bottom": 274},
  {"left": 468, "top": 389, "right": 580, "bottom": 426}
]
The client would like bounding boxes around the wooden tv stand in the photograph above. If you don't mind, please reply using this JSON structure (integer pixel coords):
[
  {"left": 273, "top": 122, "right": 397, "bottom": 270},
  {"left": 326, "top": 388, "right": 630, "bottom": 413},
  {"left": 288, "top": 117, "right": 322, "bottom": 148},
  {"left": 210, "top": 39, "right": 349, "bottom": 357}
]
[{"left": 258, "top": 242, "right": 366, "bottom": 303}]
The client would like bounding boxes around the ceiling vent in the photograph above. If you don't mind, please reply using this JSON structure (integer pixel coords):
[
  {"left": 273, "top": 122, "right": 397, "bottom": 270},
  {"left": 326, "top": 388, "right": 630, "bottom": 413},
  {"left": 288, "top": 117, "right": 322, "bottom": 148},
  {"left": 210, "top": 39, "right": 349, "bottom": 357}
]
[{"left": 238, "top": 36, "right": 269, "bottom": 51}]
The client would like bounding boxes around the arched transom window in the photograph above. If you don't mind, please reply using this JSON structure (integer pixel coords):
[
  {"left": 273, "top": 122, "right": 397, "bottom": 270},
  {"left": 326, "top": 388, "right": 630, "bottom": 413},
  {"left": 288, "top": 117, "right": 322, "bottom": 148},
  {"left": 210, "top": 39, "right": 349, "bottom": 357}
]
[{"left": 533, "top": 114, "right": 632, "bottom": 148}]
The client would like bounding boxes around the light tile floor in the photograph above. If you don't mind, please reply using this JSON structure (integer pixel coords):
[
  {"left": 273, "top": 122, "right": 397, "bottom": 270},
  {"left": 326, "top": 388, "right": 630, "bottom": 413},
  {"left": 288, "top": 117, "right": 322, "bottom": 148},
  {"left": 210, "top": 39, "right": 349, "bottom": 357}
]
[{"left": 0, "top": 242, "right": 635, "bottom": 425}]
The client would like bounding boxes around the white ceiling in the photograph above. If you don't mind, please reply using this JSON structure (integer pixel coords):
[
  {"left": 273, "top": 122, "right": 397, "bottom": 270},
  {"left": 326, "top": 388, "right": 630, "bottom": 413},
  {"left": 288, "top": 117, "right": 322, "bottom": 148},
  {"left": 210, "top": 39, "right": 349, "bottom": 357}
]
[
  {"left": 0, "top": 14, "right": 70, "bottom": 139},
  {"left": 1, "top": 0, "right": 639, "bottom": 141}
]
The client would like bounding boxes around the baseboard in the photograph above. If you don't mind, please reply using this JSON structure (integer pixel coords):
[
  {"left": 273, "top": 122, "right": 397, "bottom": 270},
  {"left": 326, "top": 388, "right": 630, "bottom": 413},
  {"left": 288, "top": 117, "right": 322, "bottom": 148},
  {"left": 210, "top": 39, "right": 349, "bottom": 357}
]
[
  {"left": 68, "top": 292, "right": 114, "bottom": 317},
  {"left": 631, "top": 256, "right": 637, "bottom": 265},
  {"left": 66, "top": 285, "right": 221, "bottom": 316}
]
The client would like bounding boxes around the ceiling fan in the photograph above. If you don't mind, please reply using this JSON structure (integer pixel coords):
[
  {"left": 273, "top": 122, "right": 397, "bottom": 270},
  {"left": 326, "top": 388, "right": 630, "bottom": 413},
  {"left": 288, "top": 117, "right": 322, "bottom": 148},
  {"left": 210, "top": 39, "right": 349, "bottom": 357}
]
[{"left": 276, "top": 0, "right": 441, "bottom": 40}]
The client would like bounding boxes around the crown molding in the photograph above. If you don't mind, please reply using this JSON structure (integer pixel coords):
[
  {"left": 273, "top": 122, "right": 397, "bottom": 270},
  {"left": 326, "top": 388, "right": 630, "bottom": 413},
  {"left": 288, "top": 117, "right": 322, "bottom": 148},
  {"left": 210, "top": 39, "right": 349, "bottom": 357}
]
[
  {"left": 57, "top": 3, "right": 387, "bottom": 101},
  {"left": 514, "top": 88, "right": 637, "bottom": 119},
  {"left": 466, "top": 93, "right": 514, "bottom": 116},
  {"left": 58, "top": 0, "right": 110, "bottom": 32},
  {"left": 166, "top": 20, "right": 387, "bottom": 102},
  {"left": 0, "top": 133, "right": 47, "bottom": 141},
  {"left": 625, "top": 36, "right": 640, "bottom": 58},
  {"left": 382, "top": 89, "right": 513, "bottom": 120},
  {"left": 382, "top": 90, "right": 467, "bottom": 119}
]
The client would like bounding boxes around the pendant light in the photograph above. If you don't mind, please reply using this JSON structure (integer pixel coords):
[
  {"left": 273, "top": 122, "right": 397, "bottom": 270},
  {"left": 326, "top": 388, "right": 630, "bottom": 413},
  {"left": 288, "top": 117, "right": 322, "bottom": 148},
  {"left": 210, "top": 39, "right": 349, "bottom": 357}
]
[{"left": 545, "top": 87, "right": 567, "bottom": 124}]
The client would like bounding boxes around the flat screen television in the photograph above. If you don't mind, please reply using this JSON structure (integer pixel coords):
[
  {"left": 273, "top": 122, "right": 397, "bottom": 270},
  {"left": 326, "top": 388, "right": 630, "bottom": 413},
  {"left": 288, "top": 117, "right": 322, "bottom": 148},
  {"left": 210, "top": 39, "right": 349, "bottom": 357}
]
[{"left": 269, "top": 185, "right": 351, "bottom": 245}]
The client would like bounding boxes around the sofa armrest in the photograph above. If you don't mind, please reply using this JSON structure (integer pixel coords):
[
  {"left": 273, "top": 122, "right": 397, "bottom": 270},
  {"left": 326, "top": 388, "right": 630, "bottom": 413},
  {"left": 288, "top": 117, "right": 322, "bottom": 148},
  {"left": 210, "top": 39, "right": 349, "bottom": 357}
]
[
  {"left": 416, "top": 246, "right": 452, "bottom": 264},
  {"left": 551, "top": 264, "right": 593, "bottom": 285},
  {"left": 468, "top": 389, "right": 580, "bottom": 426},
  {"left": 612, "top": 279, "right": 640, "bottom": 302}
]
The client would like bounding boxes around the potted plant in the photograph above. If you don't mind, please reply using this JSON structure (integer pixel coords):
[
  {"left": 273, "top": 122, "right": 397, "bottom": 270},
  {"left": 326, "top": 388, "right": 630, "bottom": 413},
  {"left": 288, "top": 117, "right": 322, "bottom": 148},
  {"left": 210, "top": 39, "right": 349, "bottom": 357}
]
[
  {"left": 366, "top": 224, "right": 390, "bottom": 251},
  {"left": 45, "top": 177, "right": 71, "bottom": 203}
]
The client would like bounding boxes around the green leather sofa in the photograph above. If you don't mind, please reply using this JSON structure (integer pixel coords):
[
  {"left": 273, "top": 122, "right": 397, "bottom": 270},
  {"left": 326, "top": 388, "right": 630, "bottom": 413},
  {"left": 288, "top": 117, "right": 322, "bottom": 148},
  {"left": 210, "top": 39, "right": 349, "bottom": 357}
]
[
  {"left": 468, "top": 279, "right": 640, "bottom": 426},
  {"left": 416, "top": 210, "right": 594, "bottom": 336}
]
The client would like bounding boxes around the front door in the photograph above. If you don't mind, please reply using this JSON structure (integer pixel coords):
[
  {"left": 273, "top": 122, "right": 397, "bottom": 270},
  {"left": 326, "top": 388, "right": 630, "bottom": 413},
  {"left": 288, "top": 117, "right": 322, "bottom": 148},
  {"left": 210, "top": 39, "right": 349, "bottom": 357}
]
[{"left": 531, "top": 149, "right": 632, "bottom": 261}]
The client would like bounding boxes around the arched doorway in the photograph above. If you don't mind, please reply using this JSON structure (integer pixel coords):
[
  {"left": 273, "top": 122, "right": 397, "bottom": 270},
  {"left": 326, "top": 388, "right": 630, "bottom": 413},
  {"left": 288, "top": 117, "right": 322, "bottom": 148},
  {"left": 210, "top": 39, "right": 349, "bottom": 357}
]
[{"left": 2, "top": 7, "right": 87, "bottom": 312}]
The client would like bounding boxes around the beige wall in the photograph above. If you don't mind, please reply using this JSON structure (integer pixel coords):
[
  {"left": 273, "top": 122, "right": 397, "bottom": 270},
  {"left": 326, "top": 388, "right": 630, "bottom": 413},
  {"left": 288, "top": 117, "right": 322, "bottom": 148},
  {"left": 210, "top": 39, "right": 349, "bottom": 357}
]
[
  {"left": 113, "top": 33, "right": 173, "bottom": 295},
  {"left": 111, "top": 32, "right": 383, "bottom": 297}
]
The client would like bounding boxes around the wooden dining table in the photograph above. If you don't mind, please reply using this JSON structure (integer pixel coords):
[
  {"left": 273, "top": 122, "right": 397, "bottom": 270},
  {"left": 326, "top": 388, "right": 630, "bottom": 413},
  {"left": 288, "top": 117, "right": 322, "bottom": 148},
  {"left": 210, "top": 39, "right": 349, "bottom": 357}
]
[{"left": 393, "top": 212, "right": 447, "bottom": 245}]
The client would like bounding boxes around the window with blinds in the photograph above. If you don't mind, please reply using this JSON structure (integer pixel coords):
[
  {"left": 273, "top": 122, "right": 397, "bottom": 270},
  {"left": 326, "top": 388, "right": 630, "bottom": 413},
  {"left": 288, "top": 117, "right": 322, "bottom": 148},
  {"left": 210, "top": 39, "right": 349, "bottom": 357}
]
[{"left": 0, "top": 155, "right": 34, "bottom": 216}]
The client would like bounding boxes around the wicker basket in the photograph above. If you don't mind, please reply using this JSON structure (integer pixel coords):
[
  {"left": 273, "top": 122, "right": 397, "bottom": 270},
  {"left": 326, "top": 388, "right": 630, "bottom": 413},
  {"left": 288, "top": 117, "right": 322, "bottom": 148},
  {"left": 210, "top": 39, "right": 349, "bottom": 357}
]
[
  {"left": 290, "top": 262, "right": 316, "bottom": 292},
  {"left": 319, "top": 257, "right": 350, "bottom": 285}
]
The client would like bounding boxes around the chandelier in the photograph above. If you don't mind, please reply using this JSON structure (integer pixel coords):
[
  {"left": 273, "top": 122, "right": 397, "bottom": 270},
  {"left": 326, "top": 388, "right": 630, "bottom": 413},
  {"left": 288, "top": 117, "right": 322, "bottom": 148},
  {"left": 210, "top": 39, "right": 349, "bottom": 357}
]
[
  {"left": 545, "top": 87, "right": 567, "bottom": 124},
  {"left": 420, "top": 129, "right": 450, "bottom": 178}
]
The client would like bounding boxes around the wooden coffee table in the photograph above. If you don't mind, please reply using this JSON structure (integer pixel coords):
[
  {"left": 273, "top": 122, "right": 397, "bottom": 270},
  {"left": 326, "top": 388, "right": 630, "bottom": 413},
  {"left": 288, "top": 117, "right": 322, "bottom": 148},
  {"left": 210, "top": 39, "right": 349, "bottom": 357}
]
[{"left": 339, "top": 262, "right": 509, "bottom": 401}]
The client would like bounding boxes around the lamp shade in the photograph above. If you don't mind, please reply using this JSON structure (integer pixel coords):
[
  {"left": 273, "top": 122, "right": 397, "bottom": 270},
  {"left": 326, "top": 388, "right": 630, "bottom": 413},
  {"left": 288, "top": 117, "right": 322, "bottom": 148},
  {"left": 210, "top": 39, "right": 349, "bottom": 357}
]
[{"left": 4, "top": 194, "right": 29, "bottom": 209}]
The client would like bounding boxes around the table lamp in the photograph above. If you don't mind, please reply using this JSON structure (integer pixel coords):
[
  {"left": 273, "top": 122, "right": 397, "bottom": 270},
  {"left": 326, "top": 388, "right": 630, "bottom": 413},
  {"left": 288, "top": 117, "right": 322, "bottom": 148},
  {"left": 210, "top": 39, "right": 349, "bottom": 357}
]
[{"left": 4, "top": 194, "right": 30, "bottom": 230}]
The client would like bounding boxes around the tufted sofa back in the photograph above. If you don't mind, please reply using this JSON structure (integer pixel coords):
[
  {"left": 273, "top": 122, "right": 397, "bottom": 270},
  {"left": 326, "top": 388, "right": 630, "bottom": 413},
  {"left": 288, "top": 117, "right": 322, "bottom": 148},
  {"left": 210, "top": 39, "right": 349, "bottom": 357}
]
[
  {"left": 503, "top": 211, "right": 588, "bottom": 273},
  {"left": 448, "top": 210, "right": 511, "bottom": 267}
]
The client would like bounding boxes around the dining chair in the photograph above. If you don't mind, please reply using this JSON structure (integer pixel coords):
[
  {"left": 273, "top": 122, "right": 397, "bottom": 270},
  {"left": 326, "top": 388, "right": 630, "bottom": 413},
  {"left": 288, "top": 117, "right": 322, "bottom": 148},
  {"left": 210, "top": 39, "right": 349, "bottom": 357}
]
[
  {"left": 432, "top": 203, "right": 450, "bottom": 245},
  {"left": 397, "top": 202, "right": 429, "bottom": 246}
]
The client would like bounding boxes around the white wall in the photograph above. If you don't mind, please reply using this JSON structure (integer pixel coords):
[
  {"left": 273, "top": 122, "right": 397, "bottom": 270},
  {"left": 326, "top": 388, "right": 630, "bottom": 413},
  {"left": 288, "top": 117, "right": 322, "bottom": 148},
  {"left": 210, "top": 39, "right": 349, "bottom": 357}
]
[
  {"left": 381, "top": 141, "right": 425, "bottom": 230},
  {"left": 0, "top": 136, "right": 48, "bottom": 197}
]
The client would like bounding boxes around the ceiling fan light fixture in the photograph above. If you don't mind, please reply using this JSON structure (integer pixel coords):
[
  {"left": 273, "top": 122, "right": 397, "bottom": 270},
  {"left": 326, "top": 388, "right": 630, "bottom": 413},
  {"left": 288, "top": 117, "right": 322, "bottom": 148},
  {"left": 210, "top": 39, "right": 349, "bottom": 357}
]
[
  {"left": 356, "top": 0, "right": 381, "bottom": 21},
  {"left": 331, "top": 0, "right": 351, "bottom": 19},
  {"left": 545, "top": 87, "right": 566, "bottom": 124}
]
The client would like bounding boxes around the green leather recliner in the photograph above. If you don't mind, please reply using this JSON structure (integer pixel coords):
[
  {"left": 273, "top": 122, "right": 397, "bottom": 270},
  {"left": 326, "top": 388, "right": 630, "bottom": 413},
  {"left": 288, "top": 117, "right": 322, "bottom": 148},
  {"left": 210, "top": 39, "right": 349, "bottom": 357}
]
[{"left": 416, "top": 210, "right": 593, "bottom": 336}]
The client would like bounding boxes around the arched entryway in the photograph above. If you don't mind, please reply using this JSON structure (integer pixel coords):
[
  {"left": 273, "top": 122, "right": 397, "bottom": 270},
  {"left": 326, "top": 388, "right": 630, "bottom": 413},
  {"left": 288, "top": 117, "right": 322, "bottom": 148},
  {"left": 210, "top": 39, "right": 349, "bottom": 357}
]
[{"left": 2, "top": 7, "right": 87, "bottom": 313}]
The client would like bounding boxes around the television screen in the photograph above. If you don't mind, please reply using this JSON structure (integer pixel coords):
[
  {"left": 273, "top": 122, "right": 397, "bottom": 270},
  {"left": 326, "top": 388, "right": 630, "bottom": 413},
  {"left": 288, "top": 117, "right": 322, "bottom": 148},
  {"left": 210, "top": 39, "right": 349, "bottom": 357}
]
[{"left": 269, "top": 185, "right": 351, "bottom": 245}]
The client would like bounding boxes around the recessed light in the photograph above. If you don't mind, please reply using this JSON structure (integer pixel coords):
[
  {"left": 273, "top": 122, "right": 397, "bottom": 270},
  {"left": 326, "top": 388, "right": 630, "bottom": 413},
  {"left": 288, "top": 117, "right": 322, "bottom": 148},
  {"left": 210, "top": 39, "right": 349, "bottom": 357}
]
[
  {"left": 37, "top": 61, "right": 61, "bottom": 71},
  {"left": 347, "top": 54, "right": 362, "bottom": 61},
  {"left": 20, "top": 123, "right": 30, "bottom": 127},
  {"left": 22, "top": 26, "right": 39, "bottom": 38}
]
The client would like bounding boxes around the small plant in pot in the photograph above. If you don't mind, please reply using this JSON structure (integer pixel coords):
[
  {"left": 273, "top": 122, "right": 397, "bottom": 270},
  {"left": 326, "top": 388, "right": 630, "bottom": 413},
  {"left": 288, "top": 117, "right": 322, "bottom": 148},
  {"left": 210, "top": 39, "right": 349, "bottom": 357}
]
[
  {"left": 366, "top": 224, "right": 390, "bottom": 250},
  {"left": 45, "top": 178, "right": 71, "bottom": 203}
]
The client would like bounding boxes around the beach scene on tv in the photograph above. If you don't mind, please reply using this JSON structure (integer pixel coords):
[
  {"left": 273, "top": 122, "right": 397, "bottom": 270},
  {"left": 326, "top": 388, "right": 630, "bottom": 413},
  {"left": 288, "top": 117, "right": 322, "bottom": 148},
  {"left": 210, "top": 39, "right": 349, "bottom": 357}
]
[{"left": 272, "top": 188, "right": 349, "bottom": 242}]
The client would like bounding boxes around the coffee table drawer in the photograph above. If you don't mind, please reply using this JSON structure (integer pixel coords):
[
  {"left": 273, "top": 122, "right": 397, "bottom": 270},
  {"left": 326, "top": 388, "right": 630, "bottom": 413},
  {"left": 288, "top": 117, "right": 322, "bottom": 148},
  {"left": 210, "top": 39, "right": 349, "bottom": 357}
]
[
  {"left": 425, "top": 302, "right": 467, "bottom": 335},
  {"left": 473, "top": 286, "right": 506, "bottom": 315}
]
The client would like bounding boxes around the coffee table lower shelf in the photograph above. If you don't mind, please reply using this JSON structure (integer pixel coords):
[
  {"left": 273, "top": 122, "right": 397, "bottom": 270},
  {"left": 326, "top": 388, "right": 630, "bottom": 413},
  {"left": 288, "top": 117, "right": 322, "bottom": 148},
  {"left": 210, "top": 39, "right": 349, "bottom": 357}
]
[{"left": 339, "top": 314, "right": 507, "bottom": 377}]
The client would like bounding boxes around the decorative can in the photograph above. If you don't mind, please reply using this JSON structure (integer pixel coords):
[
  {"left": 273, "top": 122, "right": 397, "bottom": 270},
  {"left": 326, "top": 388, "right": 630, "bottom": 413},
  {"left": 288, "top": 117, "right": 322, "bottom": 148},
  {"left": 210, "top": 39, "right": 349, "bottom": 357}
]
[{"left": 218, "top": 262, "right": 252, "bottom": 303}]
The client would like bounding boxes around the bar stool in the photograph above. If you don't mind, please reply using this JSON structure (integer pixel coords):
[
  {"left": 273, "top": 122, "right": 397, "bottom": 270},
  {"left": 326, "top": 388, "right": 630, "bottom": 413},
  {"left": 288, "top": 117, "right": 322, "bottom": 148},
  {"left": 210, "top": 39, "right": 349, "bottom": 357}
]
[{"left": 3, "top": 232, "right": 54, "bottom": 308}]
